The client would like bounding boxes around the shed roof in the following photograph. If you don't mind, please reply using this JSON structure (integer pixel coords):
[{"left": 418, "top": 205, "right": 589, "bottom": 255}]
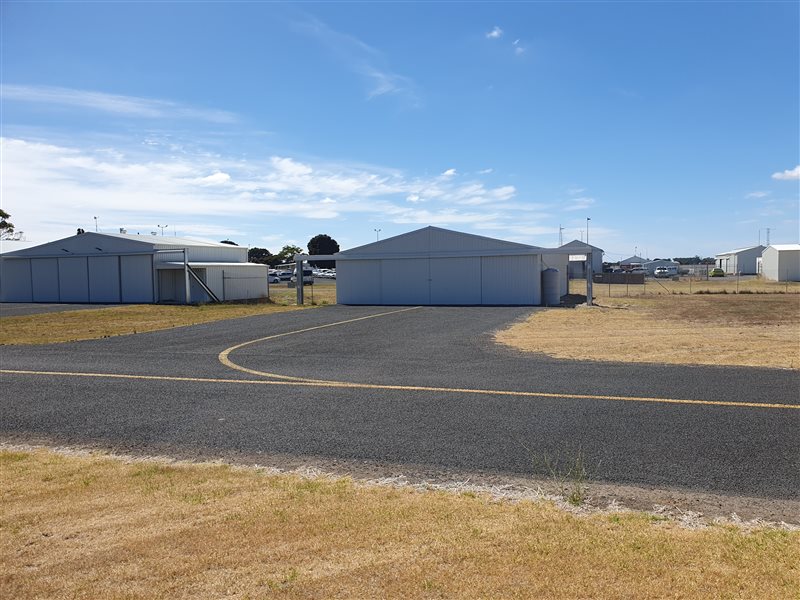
[
  {"left": 766, "top": 244, "right": 800, "bottom": 251},
  {"left": 0, "top": 231, "right": 239, "bottom": 257},
  {"left": 560, "top": 239, "right": 604, "bottom": 253},
  {"left": 338, "top": 226, "right": 541, "bottom": 258},
  {"left": 715, "top": 245, "right": 765, "bottom": 257}
]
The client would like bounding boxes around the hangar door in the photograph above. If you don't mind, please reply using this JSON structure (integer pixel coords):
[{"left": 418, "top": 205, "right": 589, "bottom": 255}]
[{"left": 338, "top": 255, "right": 540, "bottom": 305}]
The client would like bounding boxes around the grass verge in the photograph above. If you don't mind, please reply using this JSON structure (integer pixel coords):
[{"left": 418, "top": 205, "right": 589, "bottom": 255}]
[
  {"left": 497, "top": 293, "right": 800, "bottom": 369},
  {"left": 0, "top": 284, "right": 337, "bottom": 345},
  {"left": 2, "top": 448, "right": 798, "bottom": 599}
]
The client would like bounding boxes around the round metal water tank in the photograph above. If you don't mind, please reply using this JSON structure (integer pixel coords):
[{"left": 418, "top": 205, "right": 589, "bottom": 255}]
[{"left": 541, "top": 268, "right": 560, "bottom": 306}]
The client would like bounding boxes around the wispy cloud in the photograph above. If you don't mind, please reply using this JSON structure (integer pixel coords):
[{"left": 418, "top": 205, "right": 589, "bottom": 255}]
[
  {"left": 294, "top": 16, "right": 419, "bottom": 106},
  {"left": 563, "top": 196, "right": 596, "bottom": 212},
  {"left": 1, "top": 84, "right": 237, "bottom": 123},
  {"left": 771, "top": 165, "right": 800, "bottom": 181},
  {"left": 486, "top": 26, "right": 503, "bottom": 40},
  {"left": 745, "top": 191, "right": 770, "bottom": 199},
  {"left": 1, "top": 136, "right": 531, "bottom": 242},
  {"left": 512, "top": 39, "right": 525, "bottom": 56}
]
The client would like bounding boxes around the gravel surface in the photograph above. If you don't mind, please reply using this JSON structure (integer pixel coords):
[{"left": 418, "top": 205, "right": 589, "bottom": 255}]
[{"left": 2, "top": 305, "right": 798, "bottom": 520}]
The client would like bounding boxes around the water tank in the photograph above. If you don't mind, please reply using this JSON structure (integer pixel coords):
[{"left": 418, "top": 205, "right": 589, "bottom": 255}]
[{"left": 541, "top": 268, "right": 560, "bottom": 306}]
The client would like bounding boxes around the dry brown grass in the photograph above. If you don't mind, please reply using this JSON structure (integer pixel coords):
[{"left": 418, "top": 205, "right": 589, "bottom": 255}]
[
  {"left": 0, "top": 284, "right": 337, "bottom": 346},
  {"left": 575, "top": 276, "right": 800, "bottom": 297},
  {"left": 497, "top": 293, "right": 800, "bottom": 369},
  {"left": 2, "top": 448, "right": 798, "bottom": 599}
]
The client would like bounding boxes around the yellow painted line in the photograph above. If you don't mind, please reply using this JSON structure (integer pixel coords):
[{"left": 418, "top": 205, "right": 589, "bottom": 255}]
[
  {"left": 219, "top": 306, "right": 423, "bottom": 382},
  {"left": 3, "top": 369, "right": 795, "bottom": 411}
]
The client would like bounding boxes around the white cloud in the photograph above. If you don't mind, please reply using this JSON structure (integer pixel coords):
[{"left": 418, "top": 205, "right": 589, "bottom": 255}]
[
  {"left": 441, "top": 168, "right": 457, "bottom": 178},
  {"left": 1, "top": 136, "right": 529, "bottom": 243},
  {"left": 477, "top": 168, "right": 493, "bottom": 175},
  {"left": 1, "top": 84, "right": 237, "bottom": 123},
  {"left": 771, "top": 165, "right": 800, "bottom": 180},
  {"left": 197, "top": 172, "right": 231, "bottom": 186},
  {"left": 563, "top": 196, "right": 596, "bottom": 212},
  {"left": 745, "top": 191, "right": 770, "bottom": 199},
  {"left": 512, "top": 39, "right": 525, "bottom": 55},
  {"left": 486, "top": 26, "right": 503, "bottom": 39}
]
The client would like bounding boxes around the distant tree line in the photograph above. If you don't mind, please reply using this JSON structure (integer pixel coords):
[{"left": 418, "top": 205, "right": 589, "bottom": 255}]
[{"left": 672, "top": 256, "right": 716, "bottom": 265}]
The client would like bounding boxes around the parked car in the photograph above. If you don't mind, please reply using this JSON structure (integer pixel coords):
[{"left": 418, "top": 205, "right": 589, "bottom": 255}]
[
  {"left": 710, "top": 268, "right": 725, "bottom": 277},
  {"left": 278, "top": 270, "right": 293, "bottom": 281},
  {"left": 654, "top": 266, "right": 678, "bottom": 278},
  {"left": 291, "top": 267, "right": 314, "bottom": 285},
  {"left": 268, "top": 273, "right": 280, "bottom": 284}
]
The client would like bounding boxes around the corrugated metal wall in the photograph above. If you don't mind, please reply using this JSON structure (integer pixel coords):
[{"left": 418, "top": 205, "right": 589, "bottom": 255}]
[
  {"left": 59, "top": 257, "right": 89, "bottom": 302},
  {"left": 120, "top": 255, "right": 154, "bottom": 303},
  {"left": 430, "top": 257, "right": 481, "bottom": 304},
  {"left": 31, "top": 259, "right": 59, "bottom": 301},
  {"left": 0, "top": 259, "right": 33, "bottom": 301},
  {"left": 218, "top": 266, "right": 268, "bottom": 301},
  {"left": 337, "top": 260, "right": 381, "bottom": 304},
  {"left": 88, "top": 256, "right": 120, "bottom": 302},
  {"left": 337, "top": 254, "right": 541, "bottom": 306}
]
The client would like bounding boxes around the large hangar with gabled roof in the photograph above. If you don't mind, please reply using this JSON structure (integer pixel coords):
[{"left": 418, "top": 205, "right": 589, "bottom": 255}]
[
  {"left": 333, "top": 226, "right": 579, "bottom": 306},
  {"left": 0, "top": 231, "right": 268, "bottom": 304}
]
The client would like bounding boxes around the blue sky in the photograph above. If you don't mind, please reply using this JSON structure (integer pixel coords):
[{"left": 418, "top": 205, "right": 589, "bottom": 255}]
[{"left": 1, "top": 1, "right": 798, "bottom": 261}]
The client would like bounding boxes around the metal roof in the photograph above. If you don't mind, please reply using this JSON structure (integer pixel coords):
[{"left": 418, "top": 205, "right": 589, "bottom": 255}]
[
  {"left": 715, "top": 245, "right": 765, "bottom": 257},
  {"left": 766, "top": 244, "right": 800, "bottom": 251}
]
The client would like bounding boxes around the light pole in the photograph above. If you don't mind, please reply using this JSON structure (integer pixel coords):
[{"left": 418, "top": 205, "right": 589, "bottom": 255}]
[
  {"left": 374, "top": 228, "right": 381, "bottom": 241},
  {"left": 93, "top": 216, "right": 98, "bottom": 232},
  {"left": 158, "top": 224, "right": 169, "bottom": 236},
  {"left": 586, "top": 217, "right": 591, "bottom": 245}
]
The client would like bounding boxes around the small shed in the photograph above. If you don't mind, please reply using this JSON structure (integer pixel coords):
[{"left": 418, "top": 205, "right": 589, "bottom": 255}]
[
  {"left": 560, "top": 240, "right": 604, "bottom": 279},
  {"left": 715, "top": 245, "right": 764, "bottom": 275},
  {"left": 761, "top": 244, "right": 800, "bottom": 281},
  {"left": 334, "top": 226, "right": 581, "bottom": 306},
  {"left": 620, "top": 255, "right": 647, "bottom": 266},
  {"left": 0, "top": 231, "right": 268, "bottom": 304}
]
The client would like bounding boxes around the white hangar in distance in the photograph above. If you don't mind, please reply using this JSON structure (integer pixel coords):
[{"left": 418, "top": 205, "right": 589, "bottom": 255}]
[
  {"left": 331, "top": 226, "right": 587, "bottom": 306},
  {"left": 0, "top": 231, "right": 268, "bottom": 304}
]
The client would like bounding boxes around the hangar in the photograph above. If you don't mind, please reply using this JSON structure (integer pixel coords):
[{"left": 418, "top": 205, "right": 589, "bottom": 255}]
[
  {"left": 761, "top": 244, "right": 800, "bottom": 282},
  {"left": 331, "top": 226, "right": 582, "bottom": 306},
  {"left": 715, "top": 245, "right": 765, "bottom": 275},
  {"left": 0, "top": 231, "right": 268, "bottom": 304}
]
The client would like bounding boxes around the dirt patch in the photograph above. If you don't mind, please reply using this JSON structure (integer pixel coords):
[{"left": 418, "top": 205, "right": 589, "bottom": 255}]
[{"left": 496, "top": 294, "right": 800, "bottom": 369}]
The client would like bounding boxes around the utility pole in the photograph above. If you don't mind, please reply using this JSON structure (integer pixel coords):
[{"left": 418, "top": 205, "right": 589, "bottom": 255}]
[
  {"left": 93, "top": 216, "right": 98, "bottom": 232},
  {"left": 586, "top": 217, "right": 591, "bottom": 245},
  {"left": 558, "top": 225, "right": 564, "bottom": 247},
  {"left": 766, "top": 228, "right": 771, "bottom": 246},
  {"left": 374, "top": 228, "right": 381, "bottom": 241}
]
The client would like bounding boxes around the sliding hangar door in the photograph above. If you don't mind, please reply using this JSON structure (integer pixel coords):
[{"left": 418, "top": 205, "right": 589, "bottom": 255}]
[{"left": 337, "top": 254, "right": 541, "bottom": 306}]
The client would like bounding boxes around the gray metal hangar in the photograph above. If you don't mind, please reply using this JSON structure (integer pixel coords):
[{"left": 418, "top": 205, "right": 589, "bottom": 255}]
[
  {"left": 333, "top": 226, "right": 580, "bottom": 306},
  {"left": 0, "top": 231, "right": 268, "bottom": 304}
]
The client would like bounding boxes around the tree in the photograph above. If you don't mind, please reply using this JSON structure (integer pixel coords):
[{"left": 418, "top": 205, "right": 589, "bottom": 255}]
[
  {"left": 248, "top": 247, "right": 273, "bottom": 265},
  {"left": 307, "top": 234, "right": 340, "bottom": 268},
  {"left": 0, "top": 209, "right": 15, "bottom": 240},
  {"left": 274, "top": 244, "right": 303, "bottom": 266}
]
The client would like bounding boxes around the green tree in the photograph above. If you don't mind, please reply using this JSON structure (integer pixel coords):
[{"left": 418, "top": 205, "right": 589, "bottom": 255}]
[
  {"left": 274, "top": 244, "right": 303, "bottom": 266},
  {"left": 307, "top": 234, "right": 340, "bottom": 268},
  {"left": 0, "top": 209, "right": 15, "bottom": 240},
  {"left": 248, "top": 247, "right": 273, "bottom": 265}
]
